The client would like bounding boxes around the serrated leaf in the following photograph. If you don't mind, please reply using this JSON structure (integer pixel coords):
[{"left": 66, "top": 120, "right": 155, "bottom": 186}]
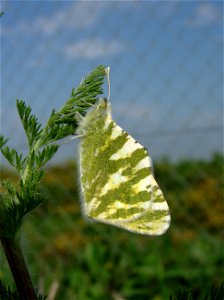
[
  {"left": 36, "top": 65, "right": 106, "bottom": 147},
  {"left": 56, "top": 65, "right": 105, "bottom": 118},
  {"left": 0, "top": 146, "right": 25, "bottom": 172},
  {"left": 0, "top": 193, "right": 23, "bottom": 238},
  {"left": 16, "top": 100, "right": 42, "bottom": 147},
  {"left": 0, "top": 134, "right": 9, "bottom": 148},
  {"left": 1, "top": 180, "right": 17, "bottom": 197},
  {"left": 36, "top": 144, "right": 59, "bottom": 167}
]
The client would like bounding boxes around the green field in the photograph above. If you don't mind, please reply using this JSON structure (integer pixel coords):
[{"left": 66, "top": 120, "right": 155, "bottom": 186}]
[{"left": 1, "top": 154, "right": 223, "bottom": 299}]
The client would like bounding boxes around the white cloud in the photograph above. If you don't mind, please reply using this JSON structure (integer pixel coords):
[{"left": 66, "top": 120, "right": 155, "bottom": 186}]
[
  {"left": 64, "top": 38, "right": 125, "bottom": 59},
  {"left": 186, "top": 3, "right": 221, "bottom": 27},
  {"left": 33, "top": 2, "right": 105, "bottom": 35},
  {"left": 1, "top": 1, "right": 106, "bottom": 36}
]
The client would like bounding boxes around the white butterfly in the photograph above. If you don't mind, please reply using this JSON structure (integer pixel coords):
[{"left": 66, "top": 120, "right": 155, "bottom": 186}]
[{"left": 76, "top": 96, "right": 170, "bottom": 235}]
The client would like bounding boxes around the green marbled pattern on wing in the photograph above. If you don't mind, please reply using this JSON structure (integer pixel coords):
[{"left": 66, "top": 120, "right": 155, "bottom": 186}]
[{"left": 78, "top": 99, "right": 170, "bottom": 235}]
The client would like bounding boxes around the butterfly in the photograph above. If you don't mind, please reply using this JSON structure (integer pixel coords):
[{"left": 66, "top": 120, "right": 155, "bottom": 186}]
[{"left": 76, "top": 97, "right": 170, "bottom": 235}]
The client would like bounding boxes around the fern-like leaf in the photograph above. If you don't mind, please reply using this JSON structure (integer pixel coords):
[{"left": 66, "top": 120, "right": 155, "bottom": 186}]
[
  {"left": 0, "top": 134, "right": 9, "bottom": 148},
  {"left": 16, "top": 100, "right": 42, "bottom": 148},
  {"left": 35, "top": 144, "right": 59, "bottom": 167},
  {"left": 55, "top": 64, "right": 105, "bottom": 122},
  {"left": 0, "top": 146, "right": 26, "bottom": 172}
]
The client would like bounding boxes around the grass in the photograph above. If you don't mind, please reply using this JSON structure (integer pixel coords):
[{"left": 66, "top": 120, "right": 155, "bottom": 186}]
[{"left": 0, "top": 153, "right": 223, "bottom": 299}]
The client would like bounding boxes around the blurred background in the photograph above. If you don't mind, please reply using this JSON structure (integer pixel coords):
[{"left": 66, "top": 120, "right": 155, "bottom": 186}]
[{"left": 1, "top": 1, "right": 223, "bottom": 300}]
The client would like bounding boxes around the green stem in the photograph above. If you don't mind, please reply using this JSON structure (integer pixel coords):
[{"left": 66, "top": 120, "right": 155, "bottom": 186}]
[{"left": 1, "top": 237, "right": 37, "bottom": 300}]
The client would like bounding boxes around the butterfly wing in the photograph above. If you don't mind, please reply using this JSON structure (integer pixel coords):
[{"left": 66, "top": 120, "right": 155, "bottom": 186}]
[{"left": 79, "top": 114, "right": 170, "bottom": 236}]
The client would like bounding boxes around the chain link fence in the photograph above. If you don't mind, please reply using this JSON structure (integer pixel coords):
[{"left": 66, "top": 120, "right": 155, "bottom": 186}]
[
  {"left": 1, "top": 1, "right": 223, "bottom": 162},
  {"left": 1, "top": 1, "right": 223, "bottom": 299}
]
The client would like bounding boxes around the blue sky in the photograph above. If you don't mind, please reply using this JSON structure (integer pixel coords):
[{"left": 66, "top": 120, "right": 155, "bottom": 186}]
[{"left": 1, "top": 1, "right": 223, "bottom": 164}]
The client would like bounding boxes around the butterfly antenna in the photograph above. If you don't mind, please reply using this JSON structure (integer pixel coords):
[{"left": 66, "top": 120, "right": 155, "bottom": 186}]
[{"left": 105, "top": 66, "right": 110, "bottom": 101}]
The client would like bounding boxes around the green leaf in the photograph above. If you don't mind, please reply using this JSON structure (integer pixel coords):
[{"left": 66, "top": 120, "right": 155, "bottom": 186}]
[
  {"left": 0, "top": 280, "right": 20, "bottom": 300},
  {"left": 0, "top": 134, "right": 9, "bottom": 148},
  {"left": 1, "top": 180, "right": 17, "bottom": 197},
  {"left": 38, "top": 123, "right": 75, "bottom": 147},
  {"left": 0, "top": 146, "right": 26, "bottom": 172},
  {"left": 54, "top": 65, "right": 106, "bottom": 123},
  {"left": 0, "top": 193, "right": 22, "bottom": 238},
  {"left": 35, "top": 144, "right": 59, "bottom": 167},
  {"left": 34, "top": 65, "right": 106, "bottom": 147},
  {"left": 16, "top": 100, "right": 42, "bottom": 148}
]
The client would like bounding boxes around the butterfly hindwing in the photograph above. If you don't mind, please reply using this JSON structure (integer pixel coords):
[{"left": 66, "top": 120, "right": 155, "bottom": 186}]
[{"left": 78, "top": 98, "right": 170, "bottom": 235}]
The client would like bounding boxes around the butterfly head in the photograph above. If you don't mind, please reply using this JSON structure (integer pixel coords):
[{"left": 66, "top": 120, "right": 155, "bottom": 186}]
[
  {"left": 76, "top": 97, "right": 111, "bottom": 136},
  {"left": 94, "top": 97, "right": 111, "bottom": 118},
  {"left": 96, "top": 97, "right": 110, "bottom": 110}
]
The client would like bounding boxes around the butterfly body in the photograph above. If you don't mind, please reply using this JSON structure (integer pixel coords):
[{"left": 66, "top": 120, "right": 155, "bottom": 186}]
[{"left": 77, "top": 98, "right": 170, "bottom": 235}]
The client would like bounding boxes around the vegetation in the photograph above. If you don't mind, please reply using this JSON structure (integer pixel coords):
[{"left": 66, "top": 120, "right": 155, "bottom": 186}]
[
  {"left": 0, "top": 65, "right": 106, "bottom": 299},
  {"left": 1, "top": 154, "right": 223, "bottom": 299}
]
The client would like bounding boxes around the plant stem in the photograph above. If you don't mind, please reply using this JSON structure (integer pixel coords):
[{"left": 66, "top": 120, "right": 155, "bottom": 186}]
[{"left": 1, "top": 237, "right": 37, "bottom": 300}]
